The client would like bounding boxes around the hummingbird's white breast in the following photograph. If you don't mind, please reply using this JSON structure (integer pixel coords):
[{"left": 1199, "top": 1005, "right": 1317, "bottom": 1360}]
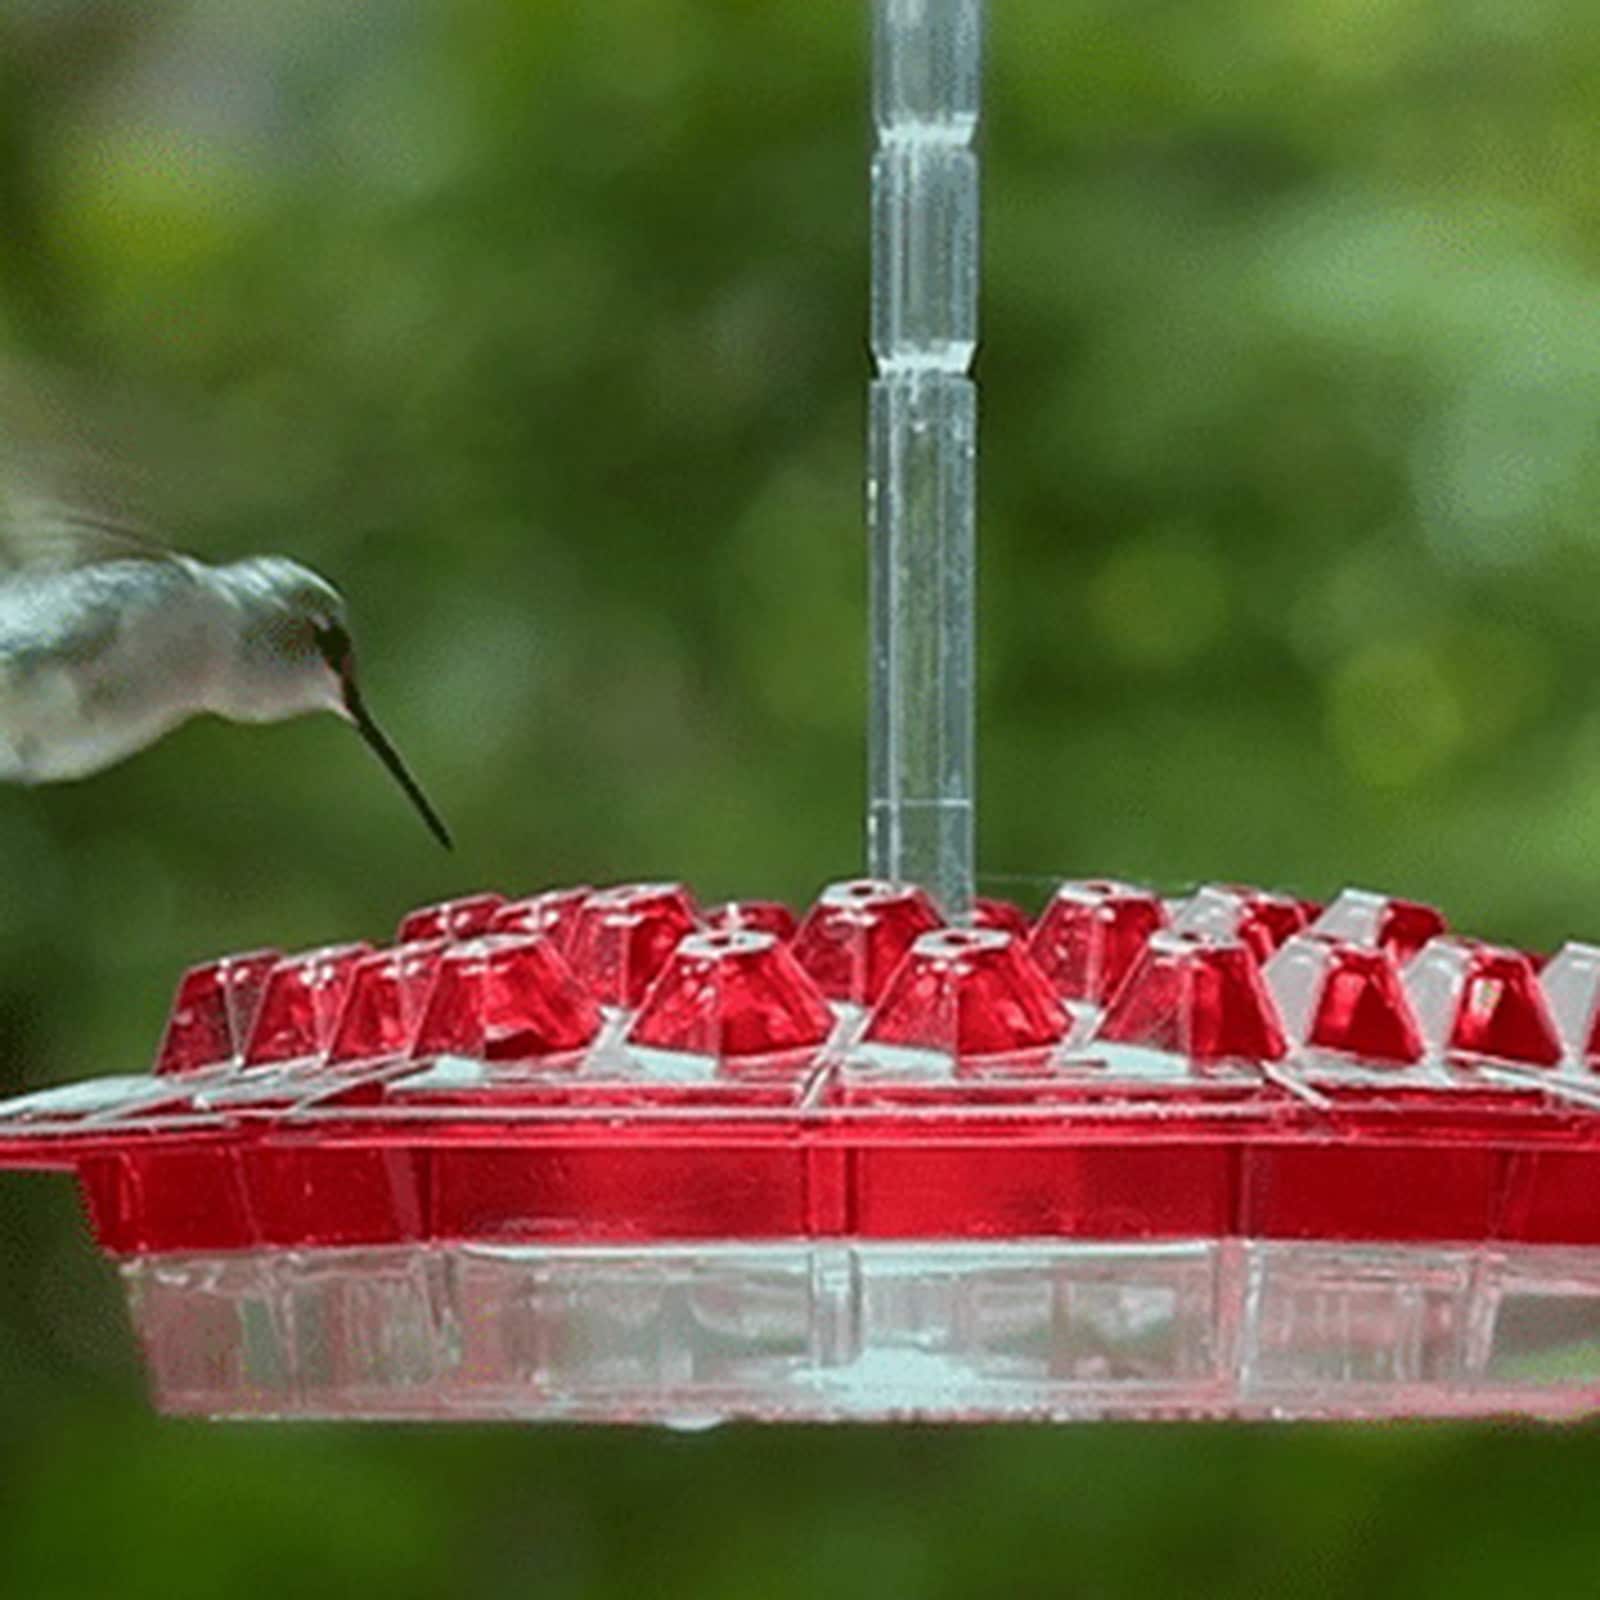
[{"left": 0, "top": 558, "right": 229, "bottom": 782}]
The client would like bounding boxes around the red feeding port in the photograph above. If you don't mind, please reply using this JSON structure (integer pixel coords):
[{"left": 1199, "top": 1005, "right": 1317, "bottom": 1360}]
[
  {"left": 1097, "top": 931, "right": 1287, "bottom": 1063},
  {"left": 863, "top": 927, "right": 1069, "bottom": 1059},
  {"left": 1404, "top": 936, "right": 1562, "bottom": 1067},
  {"left": 1263, "top": 935, "right": 1423, "bottom": 1065},
  {"left": 396, "top": 893, "right": 506, "bottom": 944},
  {"left": 1309, "top": 889, "right": 1447, "bottom": 963},
  {"left": 972, "top": 897, "right": 1031, "bottom": 938},
  {"left": 790, "top": 880, "right": 944, "bottom": 1006},
  {"left": 489, "top": 886, "right": 594, "bottom": 954},
  {"left": 566, "top": 883, "right": 700, "bottom": 1009},
  {"left": 326, "top": 941, "right": 448, "bottom": 1066},
  {"left": 411, "top": 935, "right": 601, "bottom": 1063},
  {"left": 243, "top": 945, "right": 371, "bottom": 1067},
  {"left": 703, "top": 900, "right": 799, "bottom": 941},
  {"left": 155, "top": 950, "right": 281, "bottom": 1076},
  {"left": 1541, "top": 942, "right": 1600, "bottom": 1064},
  {"left": 626, "top": 929, "right": 833, "bottom": 1062},
  {"left": 1173, "top": 885, "right": 1310, "bottom": 963},
  {"left": 1027, "top": 880, "right": 1166, "bottom": 1005}
]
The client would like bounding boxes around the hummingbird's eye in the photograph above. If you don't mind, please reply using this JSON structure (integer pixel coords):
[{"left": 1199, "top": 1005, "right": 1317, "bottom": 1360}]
[{"left": 314, "top": 621, "right": 352, "bottom": 672}]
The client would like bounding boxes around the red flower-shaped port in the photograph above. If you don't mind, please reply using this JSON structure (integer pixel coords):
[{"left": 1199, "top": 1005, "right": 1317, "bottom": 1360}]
[
  {"left": 566, "top": 883, "right": 701, "bottom": 1010},
  {"left": 1403, "top": 937, "right": 1562, "bottom": 1068},
  {"left": 627, "top": 930, "right": 833, "bottom": 1062},
  {"left": 863, "top": 927, "right": 1069, "bottom": 1059},
  {"left": 396, "top": 893, "right": 506, "bottom": 944},
  {"left": 790, "top": 880, "right": 944, "bottom": 1006},
  {"left": 243, "top": 945, "right": 372, "bottom": 1067},
  {"left": 703, "top": 900, "right": 800, "bottom": 941},
  {"left": 1263, "top": 934, "right": 1423, "bottom": 1065},
  {"left": 972, "top": 897, "right": 1031, "bottom": 938},
  {"left": 1540, "top": 942, "right": 1600, "bottom": 1064},
  {"left": 489, "top": 886, "right": 594, "bottom": 956},
  {"left": 1027, "top": 880, "right": 1166, "bottom": 1006},
  {"left": 326, "top": 941, "right": 449, "bottom": 1066},
  {"left": 1096, "top": 931, "right": 1287, "bottom": 1063},
  {"left": 155, "top": 950, "right": 281, "bottom": 1076},
  {"left": 1172, "top": 884, "right": 1311, "bottom": 963},
  {"left": 411, "top": 935, "right": 601, "bottom": 1063},
  {"left": 1308, "top": 890, "right": 1447, "bottom": 964}
]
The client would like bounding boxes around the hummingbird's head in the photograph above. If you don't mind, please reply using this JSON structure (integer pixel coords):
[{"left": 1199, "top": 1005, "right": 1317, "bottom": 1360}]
[
  {"left": 222, "top": 556, "right": 351, "bottom": 714},
  {"left": 219, "top": 556, "right": 452, "bottom": 848}
]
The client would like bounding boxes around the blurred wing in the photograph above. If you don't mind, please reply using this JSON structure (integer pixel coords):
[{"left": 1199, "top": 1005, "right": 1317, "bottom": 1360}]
[
  {"left": 0, "top": 464, "right": 180, "bottom": 576},
  {"left": 0, "top": 364, "right": 184, "bottom": 575}
]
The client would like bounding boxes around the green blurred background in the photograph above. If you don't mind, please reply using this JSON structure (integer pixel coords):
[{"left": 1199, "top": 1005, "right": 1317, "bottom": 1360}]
[{"left": 3, "top": 0, "right": 1600, "bottom": 1594}]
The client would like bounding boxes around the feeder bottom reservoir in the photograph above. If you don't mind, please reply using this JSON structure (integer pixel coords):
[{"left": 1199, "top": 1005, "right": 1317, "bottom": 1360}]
[{"left": 125, "top": 1238, "right": 1600, "bottom": 1423}]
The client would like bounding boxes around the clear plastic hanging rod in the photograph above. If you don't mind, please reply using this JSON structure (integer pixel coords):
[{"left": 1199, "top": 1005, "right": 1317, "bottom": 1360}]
[{"left": 867, "top": 0, "right": 981, "bottom": 920}]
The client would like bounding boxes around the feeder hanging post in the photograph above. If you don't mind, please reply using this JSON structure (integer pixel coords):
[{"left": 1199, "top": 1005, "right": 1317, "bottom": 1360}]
[{"left": 867, "top": 0, "right": 981, "bottom": 920}]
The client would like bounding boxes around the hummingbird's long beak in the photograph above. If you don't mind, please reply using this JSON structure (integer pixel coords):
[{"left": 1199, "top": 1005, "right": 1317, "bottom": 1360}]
[{"left": 342, "top": 682, "right": 453, "bottom": 850}]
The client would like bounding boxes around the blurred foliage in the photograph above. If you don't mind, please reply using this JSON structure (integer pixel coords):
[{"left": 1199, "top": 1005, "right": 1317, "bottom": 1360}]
[{"left": 4, "top": 0, "right": 1600, "bottom": 1594}]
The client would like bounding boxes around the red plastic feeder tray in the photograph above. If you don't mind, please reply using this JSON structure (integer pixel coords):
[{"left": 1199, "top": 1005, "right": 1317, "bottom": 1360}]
[{"left": 7, "top": 876, "right": 1600, "bottom": 1422}]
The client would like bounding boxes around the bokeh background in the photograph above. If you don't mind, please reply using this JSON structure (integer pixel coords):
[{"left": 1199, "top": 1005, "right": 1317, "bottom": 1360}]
[{"left": 3, "top": 0, "right": 1600, "bottom": 1594}]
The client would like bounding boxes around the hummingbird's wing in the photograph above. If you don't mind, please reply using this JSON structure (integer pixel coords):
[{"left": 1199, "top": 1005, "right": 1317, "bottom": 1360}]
[
  {"left": 0, "top": 364, "right": 185, "bottom": 576},
  {"left": 0, "top": 465, "right": 182, "bottom": 576}
]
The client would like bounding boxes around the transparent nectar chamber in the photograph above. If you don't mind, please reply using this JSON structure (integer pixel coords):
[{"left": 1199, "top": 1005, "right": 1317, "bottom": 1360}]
[{"left": 9, "top": 0, "right": 1600, "bottom": 1425}]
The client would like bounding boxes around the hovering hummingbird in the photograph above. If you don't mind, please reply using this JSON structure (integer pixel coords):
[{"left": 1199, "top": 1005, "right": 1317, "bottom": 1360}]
[{"left": 0, "top": 466, "right": 452, "bottom": 848}]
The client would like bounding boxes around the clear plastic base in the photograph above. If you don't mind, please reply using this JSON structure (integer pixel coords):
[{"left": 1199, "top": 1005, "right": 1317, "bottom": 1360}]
[{"left": 123, "top": 1239, "right": 1600, "bottom": 1423}]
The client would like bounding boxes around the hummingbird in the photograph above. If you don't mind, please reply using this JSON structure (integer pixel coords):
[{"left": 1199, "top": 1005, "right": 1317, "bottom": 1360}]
[{"left": 0, "top": 463, "right": 452, "bottom": 848}]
